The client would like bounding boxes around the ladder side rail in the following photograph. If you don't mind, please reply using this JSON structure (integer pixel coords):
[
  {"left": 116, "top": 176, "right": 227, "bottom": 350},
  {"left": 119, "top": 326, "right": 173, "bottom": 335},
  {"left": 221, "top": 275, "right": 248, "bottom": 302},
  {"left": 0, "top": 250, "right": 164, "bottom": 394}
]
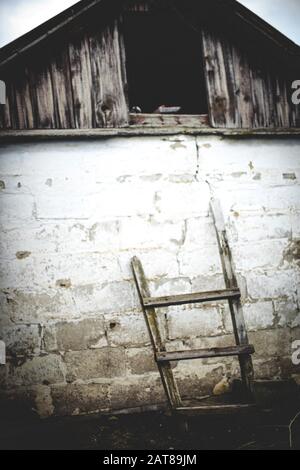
[
  {"left": 131, "top": 256, "right": 182, "bottom": 408},
  {"left": 210, "top": 198, "right": 255, "bottom": 397}
]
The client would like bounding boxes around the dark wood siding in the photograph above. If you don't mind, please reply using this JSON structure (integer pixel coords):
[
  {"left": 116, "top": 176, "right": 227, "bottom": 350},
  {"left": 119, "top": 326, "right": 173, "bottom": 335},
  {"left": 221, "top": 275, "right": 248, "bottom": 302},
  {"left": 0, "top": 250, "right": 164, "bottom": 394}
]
[
  {"left": 202, "top": 29, "right": 299, "bottom": 128},
  {"left": 0, "top": 0, "right": 299, "bottom": 130},
  {"left": 0, "top": 18, "right": 128, "bottom": 130}
]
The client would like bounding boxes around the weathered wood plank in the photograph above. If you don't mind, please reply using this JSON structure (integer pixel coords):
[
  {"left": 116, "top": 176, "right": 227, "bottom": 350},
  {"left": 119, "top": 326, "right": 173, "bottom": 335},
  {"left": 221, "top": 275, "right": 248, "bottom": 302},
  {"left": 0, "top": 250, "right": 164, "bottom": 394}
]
[
  {"left": 143, "top": 288, "right": 240, "bottom": 309},
  {"left": 202, "top": 27, "right": 296, "bottom": 128},
  {"left": 89, "top": 19, "right": 128, "bottom": 128},
  {"left": 156, "top": 345, "right": 255, "bottom": 363},
  {"left": 13, "top": 68, "right": 35, "bottom": 129},
  {"left": 232, "top": 45, "right": 253, "bottom": 127},
  {"left": 131, "top": 256, "right": 182, "bottom": 408},
  {"left": 30, "top": 60, "right": 55, "bottom": 129},
  {"left": 69, "top": 34, "right": 93, "bottom": 129},
  {"left": 129, "top": 113, "right": 209, "bottom": 127},
  {"left": 51, "top": 46, "right": 75, "bottom": 129},
  {"left": 202, "top": 29, "right": 236, "bottom": 127},
  {"left": 0, "top": 79, "right": 12, "bottom": 129}
]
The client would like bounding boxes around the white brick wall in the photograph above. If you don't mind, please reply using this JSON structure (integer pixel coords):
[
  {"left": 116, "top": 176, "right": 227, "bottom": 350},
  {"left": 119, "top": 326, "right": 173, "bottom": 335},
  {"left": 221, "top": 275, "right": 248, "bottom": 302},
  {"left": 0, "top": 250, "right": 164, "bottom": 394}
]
[{"left": 0, "top": 134, "right": 299, "bottom": 417}]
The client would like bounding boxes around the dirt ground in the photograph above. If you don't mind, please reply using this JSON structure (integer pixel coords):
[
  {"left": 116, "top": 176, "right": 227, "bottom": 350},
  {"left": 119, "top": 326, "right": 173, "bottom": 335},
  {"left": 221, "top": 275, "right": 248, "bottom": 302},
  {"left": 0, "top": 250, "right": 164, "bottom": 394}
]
[
  {"left": 0, "top": 408, "right": 299, "bottom": 450},
  {"left": 0, "top": 381, "right": 299, "bottom": 450}
]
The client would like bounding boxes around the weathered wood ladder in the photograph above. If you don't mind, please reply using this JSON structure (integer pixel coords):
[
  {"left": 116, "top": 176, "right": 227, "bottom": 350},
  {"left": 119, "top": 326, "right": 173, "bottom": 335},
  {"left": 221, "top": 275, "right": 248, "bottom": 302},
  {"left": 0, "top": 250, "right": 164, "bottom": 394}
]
[{"left": 132, "top": 198, "right": 255, "bottom": 414}]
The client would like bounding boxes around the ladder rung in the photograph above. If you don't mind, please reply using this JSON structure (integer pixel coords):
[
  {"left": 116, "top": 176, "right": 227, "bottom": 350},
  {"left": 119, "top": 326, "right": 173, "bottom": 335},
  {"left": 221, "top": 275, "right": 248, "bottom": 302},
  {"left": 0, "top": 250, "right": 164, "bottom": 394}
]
[
  {"left": 156, "top": 345, "right": 255, "bottom": 363},
  {"left": 143, "top": 288, "right": 241, "bottom": 309}
]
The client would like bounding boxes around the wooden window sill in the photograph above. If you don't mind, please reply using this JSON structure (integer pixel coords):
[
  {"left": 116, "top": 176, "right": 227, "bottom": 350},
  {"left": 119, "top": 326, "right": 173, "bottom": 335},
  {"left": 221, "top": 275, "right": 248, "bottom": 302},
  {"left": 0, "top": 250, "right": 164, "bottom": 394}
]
[
  {"left": 129, "top": 113, "right": 210, "bottom": 128},
  {"left": 0, "top": 128, "right": 300, "bottom": 142}
]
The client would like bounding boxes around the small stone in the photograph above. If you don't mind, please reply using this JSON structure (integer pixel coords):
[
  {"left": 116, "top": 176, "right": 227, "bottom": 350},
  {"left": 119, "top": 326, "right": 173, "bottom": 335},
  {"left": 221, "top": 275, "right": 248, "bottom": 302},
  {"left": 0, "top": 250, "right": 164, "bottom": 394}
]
[{"left": 213, "top": 377, "right": 231, "bottom": 396}]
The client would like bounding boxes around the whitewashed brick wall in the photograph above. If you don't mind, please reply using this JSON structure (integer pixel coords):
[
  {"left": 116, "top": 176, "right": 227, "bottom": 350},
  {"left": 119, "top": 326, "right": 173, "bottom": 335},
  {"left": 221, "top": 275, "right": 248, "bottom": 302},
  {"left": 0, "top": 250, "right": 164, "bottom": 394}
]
[{"left": 0, "top": 135, "right": 299, "bottom": 417}]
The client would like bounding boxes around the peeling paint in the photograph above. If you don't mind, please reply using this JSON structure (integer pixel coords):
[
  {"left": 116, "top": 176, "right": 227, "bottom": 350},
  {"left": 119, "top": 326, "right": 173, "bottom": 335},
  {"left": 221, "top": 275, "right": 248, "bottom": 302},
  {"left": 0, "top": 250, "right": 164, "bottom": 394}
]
[
  {"left": 283, "top": 173, "right": 297, "bottom": 180},
  {"left": 231, "top": 172, "right": 247, "bottom": 178},
  {"left": 170, "top": 141, "right": 187, "bottom": 150},
  {"left": 283, "top": 239, "right": 300, "bottom": 267},
  {"left": 56, "top": 279, "right": 72, "bottom": 289},
  {"left": 16, "top": 251, "right": 31, "bottom": 260}
]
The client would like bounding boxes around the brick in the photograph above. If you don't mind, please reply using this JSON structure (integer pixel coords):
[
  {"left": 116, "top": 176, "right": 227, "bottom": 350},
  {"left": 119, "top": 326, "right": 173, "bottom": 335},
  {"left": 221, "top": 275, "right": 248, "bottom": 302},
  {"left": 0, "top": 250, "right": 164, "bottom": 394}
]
[
  {"left": 82, "top": 136, "right": 196, "bottom": 181},
  {"left": 85, "top": 220, "right": 120, "bottom": 252},
  {"left": 184, "top": 217, "right": 217, "bottom": 249},
  {"left": 119, "top": 217, "right": 184, "bottom": 251},
  {"left": 190, "top": 274, "right": 225, "bottom": 292},
  {"left": 247, "top": 270, "right": 299, "bottom": 300},
  {"left": 253, "top": 359, "right": 281, "bottom": 380},
  {"left": 51, "top": 383, "right": 109, "bottom": 416},
  {"left": 0, "top": 252, "right": 122, "bottom": 290},
  {"left": 118, "top": 249, "right": 179, "bottom": 280},
  {"left": 279, "top": 356, "right": 300, "bottom": 379},
  {"left": 71, "top": 281, "right": 139, "bottom": 315},
  {"left": 228, "top": 214, "right": 292, "bottom": 243},
  {"left": 43, "top": 318, "right": 106, "bottom": 352},
  {"left": 0, "top": 383, "right": 54, "bottom": 419},
  {"left": 0, "top": 220, "right": 121, "bottom": 258},
  {"left": 0, "top": 150, "right": 23, "bottom": 176},
  {"left": 282, "top": 239, "right": 300, "bottom": 269},
  {"left": 221, "top": 186, "right": 300, "bottom": 215},
  {"left": 3, "top": 288, "right": 78, "bottom": 323},
  {"left": 156, "top": 182, "right": 210, "bottom": 220},
  {"left": 2, "top": 325, "right": 41, "bottom": 356},
  {"left": 92, "top": 183, "right": 156, "bottom": 218},
  {"left": 110, "top": 375, "right": 165, "bottom": 410},
  {"left": 196, "top": 136, "right": 300, "bottom": 173},
  {"left": 167, "top": 305, "right": 223, "bottom": 340},
  {"left": 64, "top": 348, "right": 126, "bottom": 381},
  {"left": 126, "top": 347, "right": 157, "bottom": 375},
  {"left": 0, "top": 194, "right": 34, "bottom": 226},
  {"left": 291, "top": 213, "right": 300, "bottom": 237},
  {"left": 178, "top": 245, "right": 222, "bottom": 277},
  {"left": 188, "top": 335, "right": 236, "bottom": 351},
  {"left": 7, "top": 355, "right": 65, "bottom": 388},
  {"left": 274, "top": 299, "right": 300, "bottom": 328},
  {"left": 174, "top": 362, "right": 227, "bottom": 397},
  {"left": 105, "top": 312, "right": 150, "bottom": 347},
  {"left": 232, "top": 240, "right": 287, "bottom": 271},
  {"left": 33, "top": 385, "right": 54, "bottom": 418},
  {"left": 149, "top": 277, "right": 191, "bottom": 298},
  {"left": 249, "top": 329, "right": 292, "bottom": 358},
  {"left": 243, "top": 302, "right": 274, "bottom": 331}
]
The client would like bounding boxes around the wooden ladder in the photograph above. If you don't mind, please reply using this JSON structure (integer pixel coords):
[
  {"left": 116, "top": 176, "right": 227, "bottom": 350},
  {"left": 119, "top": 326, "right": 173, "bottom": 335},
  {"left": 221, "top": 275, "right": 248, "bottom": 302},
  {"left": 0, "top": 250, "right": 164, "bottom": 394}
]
[{"left": 131, "top": 198, "right": 255, "bottom": 414}]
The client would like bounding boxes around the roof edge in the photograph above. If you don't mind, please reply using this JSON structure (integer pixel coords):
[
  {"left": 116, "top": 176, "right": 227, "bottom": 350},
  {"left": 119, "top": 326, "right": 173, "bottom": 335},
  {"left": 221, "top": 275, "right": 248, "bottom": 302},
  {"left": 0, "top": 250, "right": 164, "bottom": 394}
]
[{"left": 0, "top": 0, "right": 299, "bottom": 70}]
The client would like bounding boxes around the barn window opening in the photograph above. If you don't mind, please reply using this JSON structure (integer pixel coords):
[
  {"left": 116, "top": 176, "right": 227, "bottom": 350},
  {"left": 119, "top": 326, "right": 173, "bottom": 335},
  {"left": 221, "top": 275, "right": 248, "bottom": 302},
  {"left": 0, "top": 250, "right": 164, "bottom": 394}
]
[{"left": 123, "top": 4, "right": 209, "bottom": 124}]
